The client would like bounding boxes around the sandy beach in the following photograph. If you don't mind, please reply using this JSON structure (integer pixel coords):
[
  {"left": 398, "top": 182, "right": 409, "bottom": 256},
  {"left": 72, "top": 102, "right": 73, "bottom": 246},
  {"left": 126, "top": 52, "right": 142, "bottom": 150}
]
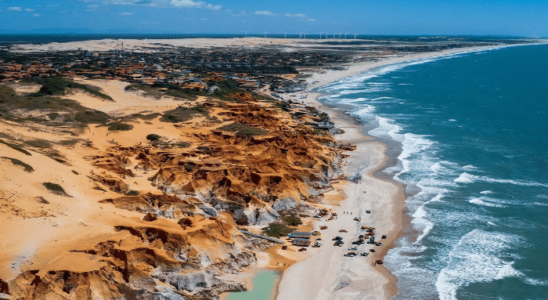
[
  {"left": 274, "top": 45, "right": 511, "bottom": 300},
  {"left": 1, "top": 36, "right": 538, "bottom": 300}
]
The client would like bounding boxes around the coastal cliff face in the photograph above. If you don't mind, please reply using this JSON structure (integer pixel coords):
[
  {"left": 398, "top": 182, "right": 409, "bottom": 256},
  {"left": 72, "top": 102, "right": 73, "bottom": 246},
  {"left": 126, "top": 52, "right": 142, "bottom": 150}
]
[{"left": 0, "top": 80, "right": 348, "bottom": 299}]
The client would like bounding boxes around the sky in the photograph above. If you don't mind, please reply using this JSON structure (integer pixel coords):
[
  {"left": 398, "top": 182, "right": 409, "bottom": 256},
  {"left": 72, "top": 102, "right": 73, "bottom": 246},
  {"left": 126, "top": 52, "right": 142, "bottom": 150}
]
[{"left": 0, "top": 0, "right": 547, "bottom": 37}]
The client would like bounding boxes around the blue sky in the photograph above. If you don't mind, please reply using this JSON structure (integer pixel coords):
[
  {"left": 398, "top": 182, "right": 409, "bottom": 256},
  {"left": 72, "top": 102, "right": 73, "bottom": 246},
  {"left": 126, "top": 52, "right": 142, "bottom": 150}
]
[{"left": 0, "top": 0, "right": 547, "bottom": 37}]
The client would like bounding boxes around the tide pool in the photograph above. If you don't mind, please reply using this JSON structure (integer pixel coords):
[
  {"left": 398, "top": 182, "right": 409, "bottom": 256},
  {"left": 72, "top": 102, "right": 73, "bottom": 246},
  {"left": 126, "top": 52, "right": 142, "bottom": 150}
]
[{"left": 225, "top": 270, "right": 279, "bottom": 300}]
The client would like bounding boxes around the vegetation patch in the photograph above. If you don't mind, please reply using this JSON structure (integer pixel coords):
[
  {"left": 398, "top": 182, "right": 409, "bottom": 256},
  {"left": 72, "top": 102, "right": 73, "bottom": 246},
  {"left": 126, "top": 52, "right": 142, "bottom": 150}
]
[
  {"left": 1, "top": 157, "right": 34, "bottom": 172},
  {"left": 125, "top": 190, "right": 140, "bottom": 196},
  {"left": 0, "top": 85, "right": 111, "bottom": 125},
  {"left": 262, "top": 223, "right": 294, "bottom": 238},
  {"left": 43, "top": 182, "right": 69, "bottom": 196},
  {"left": 218, "top": 123, "right": 268, "bottom": 137},
  {"left": 59, "top": 139, "right": 81, "bottom": 146},
  {"left": 37, "top": 196, "right": 49, "bottom": 204},
  {"left": 27, "top": 77, "right": 113, "bottom": 101},
  {"left": 107, "top": 122, "right": 133, "bottom": 131},
  {"left": 0, "top": 140, "right": 32, "bottom": 156},
  {"left": 146, "top": 134, "right": 162, "bottom": 141},
  {"left": 282, "top": 215, "right": 302, "bottom": 226},
  {"left": 125, "top": 113, "right": 161, "bottom": 121},
  {"left": 160, "top": 105, "right": 209, "bottom": 123},
  {"left": 25, "top": 139, "right": 52, "bottom": 149},
  {"left": 74, "top": 110, "right": 111, "bottom": 124}
]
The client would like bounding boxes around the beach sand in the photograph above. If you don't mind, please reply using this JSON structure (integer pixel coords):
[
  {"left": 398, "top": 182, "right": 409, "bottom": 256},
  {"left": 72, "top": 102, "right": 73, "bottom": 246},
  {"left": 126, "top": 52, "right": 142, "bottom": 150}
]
[{"left": 275, "top": 46, "right": 507, "bottom": 300}]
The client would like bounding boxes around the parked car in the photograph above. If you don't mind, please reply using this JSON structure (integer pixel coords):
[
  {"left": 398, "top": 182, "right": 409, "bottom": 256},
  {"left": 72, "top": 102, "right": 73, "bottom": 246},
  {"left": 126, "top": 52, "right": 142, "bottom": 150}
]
[
  {"left": 361, "top": 252, "right": 369, "bottom": 257},
  {"left": 348, "top": 247, "right": 357, "bottom": 251},
  {"left": 344, "top": 252, "right": 357, "bottom": 257}
]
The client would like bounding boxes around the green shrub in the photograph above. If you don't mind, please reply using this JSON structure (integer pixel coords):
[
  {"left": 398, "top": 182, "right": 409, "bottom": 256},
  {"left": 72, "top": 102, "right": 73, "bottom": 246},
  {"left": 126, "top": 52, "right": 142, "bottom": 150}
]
[
  {"left": 175, "top": 142, "right": 191, "bottom": 148},
  {"left": 74, "top": 110, "right": 110, "bottom": 124},
  {"left": 125, "top": 190, "right": 140, "bottom": 196},
  {"left": 1, "top": 157, "right": 34, "bottom": 172},
  {"left": 160, "top": 105, "right": 209, "bottom": 123},
  {"left": 0, "top": 140, "right": 32, "bottom": 156},
  {"left": 184, "top": 164, "right": 194, "bottom": 172},
  {"left": 218, "top": 123, "right": 267, "bottom": 137},
  {"left": 43, "top": 182, "right": 68, "bottom": 196},
  {"left": 262, "top": 223, "right": 294, "bottom": 238},
  {"left": 146, "top": 134, "right": 162, "bottom": 141},
  {"left": 25, "top": 139, "right": 52, "bottom": 149},
  {"left": 197, "top": 146, "right": 211, "bottom": 154},
  {"left": 107, "top": 122, "right": 133, "bottom": 131},
  {"left": 27, "top": 77, "right": 113, "bottom": 101},
  {"left": 282, "top": 215, "right": 302, "bottom": 226}
]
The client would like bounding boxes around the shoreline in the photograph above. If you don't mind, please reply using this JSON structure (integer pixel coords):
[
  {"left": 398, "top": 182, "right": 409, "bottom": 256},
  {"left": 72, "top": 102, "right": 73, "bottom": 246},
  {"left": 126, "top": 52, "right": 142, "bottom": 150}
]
[{"left": 273, "top": 44, "right": 516, "bottom": 300}]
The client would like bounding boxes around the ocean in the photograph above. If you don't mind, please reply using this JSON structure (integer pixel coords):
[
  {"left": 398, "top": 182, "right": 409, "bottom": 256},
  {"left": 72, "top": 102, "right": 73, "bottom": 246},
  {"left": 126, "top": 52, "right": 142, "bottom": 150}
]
[{"left": 318, "top": 44, "right": 548, "bottom": 299}]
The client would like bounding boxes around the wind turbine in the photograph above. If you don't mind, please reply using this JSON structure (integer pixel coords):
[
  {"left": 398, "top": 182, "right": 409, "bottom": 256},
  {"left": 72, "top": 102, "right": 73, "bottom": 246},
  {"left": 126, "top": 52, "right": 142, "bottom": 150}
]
[
  {"left": 244, "top": 30, "right": 247, "bottom": 38},
  {"left": 284, "top": 32, "right": 287, "bottom": 39},
  {"left": 354, "top": 33, "right": 357, "bottom": 40},
  {"left": 303, "top": 33, "right": 307, "bottom": 39},
  {"left": 264, "top": 31, "right": 268, "bottom": 38},
  {"left": 319, "top": 32, "right": 323, "bottom": 39},
  {"left": 338, "top": 32, "right": 342, "bottom": 39},
  {"left": 344, "top": 33, "right": 348, "bottom": 39}
]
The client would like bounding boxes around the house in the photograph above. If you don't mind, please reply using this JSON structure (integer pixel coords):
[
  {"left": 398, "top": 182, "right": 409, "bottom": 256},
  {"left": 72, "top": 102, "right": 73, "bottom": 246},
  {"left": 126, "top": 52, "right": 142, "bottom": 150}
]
[{"left": 292, "top": 238, "right": 311, "bottom": 247}]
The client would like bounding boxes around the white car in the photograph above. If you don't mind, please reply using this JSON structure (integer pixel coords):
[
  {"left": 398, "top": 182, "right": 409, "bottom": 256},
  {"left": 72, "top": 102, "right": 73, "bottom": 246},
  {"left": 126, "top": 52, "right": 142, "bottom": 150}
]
[{"left": 348, "top": 247, "right": 357, "bottom": 251}]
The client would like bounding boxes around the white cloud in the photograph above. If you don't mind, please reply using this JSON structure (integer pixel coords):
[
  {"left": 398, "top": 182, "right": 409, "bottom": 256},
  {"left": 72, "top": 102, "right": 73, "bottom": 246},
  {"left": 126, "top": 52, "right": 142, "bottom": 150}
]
[
  {"left": 121, "top": 12, "right": 133, "bottom": 15},
  {"left": 78, "top": 0, "right": 222, "bottom": 10},
  {"left": 255, "top": 10, "right": 276, "bottom": 16},
  {"left": 307, "top": 18, "right": 317, "bottom": 22},
  {"left": 33, "top": 13, "right": 41, "bottom": 17},
  {"left": 7, "top": 7, "right": 22, "bottom": 11},
  {"left": 170, "top": 0, "right": 221, "bottom": 10},
  {"left": 284, "top": 13, "right": 306, "bottom": 18},
  {"left": 25, "top": 8, "right": 35, "bottom": 12}
]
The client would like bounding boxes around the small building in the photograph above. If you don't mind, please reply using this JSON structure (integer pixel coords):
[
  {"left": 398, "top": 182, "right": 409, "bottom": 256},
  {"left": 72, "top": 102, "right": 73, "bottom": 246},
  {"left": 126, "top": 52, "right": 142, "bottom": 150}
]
[
  {"left": 318, "top": 121, "right": 335, "bottom": 130},
  {"left": 289, "top": 231, "right": 311, "bottom": 239},
  {"left": 292, "top": 238, "right": 311, "bottom": 247}
]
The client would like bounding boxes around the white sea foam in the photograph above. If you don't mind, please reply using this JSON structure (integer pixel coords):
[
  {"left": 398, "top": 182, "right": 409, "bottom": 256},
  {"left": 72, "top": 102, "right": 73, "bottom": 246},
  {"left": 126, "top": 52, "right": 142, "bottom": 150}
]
[
  {"left": 436, "top": 230, "right": 524, "bottom": 300},
  {"left": 480, "top": 190, "right": 493, "bottom": 194},
  {"left": 469, "top": 197, "right": 506, "bottom": 208},
  {"left": 412, "top": 204, "right": 435, "bottom": 244},
  {"left": 454, "top": 172, "right": 475, "bottom": 183},
  {"left": 462, "top": 165, "right": 477, "bottom": 170},
  {"left": 371, "top": 96, "right": 393, "bottom": 101},
  {"left": 454, "top": 172, "right": 548, "bottom": 188},
  {"left": 430, "top": 162, "right": 443, "bottom": 173}
]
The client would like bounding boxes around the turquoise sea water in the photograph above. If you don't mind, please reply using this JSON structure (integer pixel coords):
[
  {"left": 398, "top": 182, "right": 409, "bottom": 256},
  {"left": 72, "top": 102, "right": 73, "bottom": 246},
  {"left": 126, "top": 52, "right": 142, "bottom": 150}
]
[
  {"left": 319, "top": 44, "right": 548, "bottom": 299},
  {"left": 225, "top": 270, "right": 279, "bottom": 300}
]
